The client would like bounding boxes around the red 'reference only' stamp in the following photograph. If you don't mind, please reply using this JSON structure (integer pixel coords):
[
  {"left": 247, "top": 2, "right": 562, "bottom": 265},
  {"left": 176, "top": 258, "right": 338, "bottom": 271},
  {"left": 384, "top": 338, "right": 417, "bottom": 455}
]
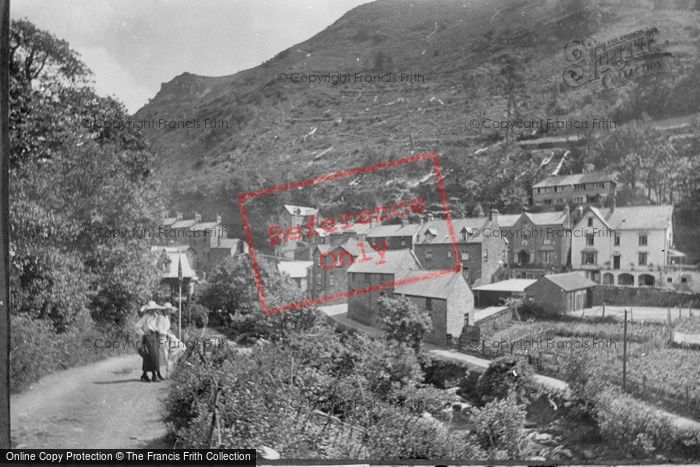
[{"left": 238, "top": 152, "right": 459, "bottom": 316}]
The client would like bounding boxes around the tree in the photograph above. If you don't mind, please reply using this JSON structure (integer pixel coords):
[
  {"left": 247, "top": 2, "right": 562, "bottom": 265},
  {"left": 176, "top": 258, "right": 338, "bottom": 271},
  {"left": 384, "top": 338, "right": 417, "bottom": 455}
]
[
  {"left": 9, "top": 20, "right": 163, "bottom": 329},
  {"left": 475, "top": 356, "right": 535, "bottom": 403},
  {"left": 377, "top": 295, "right": 432, "bottom": 351},
  {"left": 470, "top": 391, "right": 527, "bottom": 459}
]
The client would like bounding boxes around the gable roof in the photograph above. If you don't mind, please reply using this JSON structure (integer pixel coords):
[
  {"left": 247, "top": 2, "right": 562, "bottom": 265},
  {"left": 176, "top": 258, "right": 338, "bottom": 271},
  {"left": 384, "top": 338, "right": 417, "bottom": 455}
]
[
  {"left": 394, "top": 271, "right": 467, "bottom": 299},
  {"left": 605, "top": 205, "right": 673, "bottom": 230},
  {"left": 529, "top": 272, "right": 596, "bottom": 292},
  {"left": 532, "top": 171, "right": 617, "bottom": 189},
  {"left": 366, "top": 223, "right": 422, "bottom": 238},
  {"left": 151, "top": 248, "right": 197, "bottom": 280},
  {"left": 284, "top": 204, "right": 318, "bottom": 216},
  {"left": 170, "top": 219, "right": 197, "bottom": 229},
  {"left": 278, "top": 261, "right": 313, "bottom": 279},
  {"left": 417, "top": 217, "right": 489, "bottom": 244},
  {"left": 497, "top": 214, "right": 522, "bottom": 228},
  {"left": 190, "top": 221, "right": 220, "bottom": 231},
  {"left": 337, "top": 239, "right": 372, "bottom": 257},
  {"left": 522, "top": 210, "right": 568, "bottom": 226},
  {"left": 211, "top": 237, "right": 244, "bottom": 250},
  {"left": 347, "top": 248, "right": 421, "bottom": 274},
  {"left": 473, "top": 279, "right": 536, "bottom": 292}
]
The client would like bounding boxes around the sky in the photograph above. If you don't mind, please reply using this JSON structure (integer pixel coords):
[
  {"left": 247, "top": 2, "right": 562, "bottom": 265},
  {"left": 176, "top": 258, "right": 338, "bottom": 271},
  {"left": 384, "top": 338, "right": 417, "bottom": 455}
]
[{"left": 11, "top": 0, "right": 371, "bottom": 113}]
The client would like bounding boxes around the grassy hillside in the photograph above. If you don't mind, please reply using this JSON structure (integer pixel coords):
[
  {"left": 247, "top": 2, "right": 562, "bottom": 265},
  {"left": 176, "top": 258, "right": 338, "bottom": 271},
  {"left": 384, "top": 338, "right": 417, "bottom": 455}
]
[{"left": 134, "top": 0, "right": 700, "bottom": 249}]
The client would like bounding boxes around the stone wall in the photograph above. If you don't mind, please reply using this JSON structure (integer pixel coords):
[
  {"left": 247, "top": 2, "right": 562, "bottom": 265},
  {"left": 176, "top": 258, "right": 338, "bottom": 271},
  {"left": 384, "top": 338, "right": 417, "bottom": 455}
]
[{"left": 592, "top": 285, "right": 700, "bottom": 307}]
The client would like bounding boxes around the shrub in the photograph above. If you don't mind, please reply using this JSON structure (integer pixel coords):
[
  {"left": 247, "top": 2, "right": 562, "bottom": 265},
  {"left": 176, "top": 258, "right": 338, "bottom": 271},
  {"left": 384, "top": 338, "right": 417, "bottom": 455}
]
[
  {"left": 475, "top": 356, "right": 535, "bottom": 404},
  {"left": 470, "top": 391, "right": 527, "bottom": 459},
  {"left": 378, "top": 295, "right": 432, "bottom": 351},
  {"left": 517, "top": 301, "right": 561, "bottom": 320}
]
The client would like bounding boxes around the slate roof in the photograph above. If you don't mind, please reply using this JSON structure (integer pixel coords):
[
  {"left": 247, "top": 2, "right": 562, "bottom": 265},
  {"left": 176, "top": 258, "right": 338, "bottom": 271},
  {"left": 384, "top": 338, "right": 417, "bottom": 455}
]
[
  {"left": 532, "top": 171, "right": 617, "bottom": 189},
  {"left": 497, "top": 214, "right": 522, "bottom": 228},
  {"left": 170, "top": 219, "right": 197, "bottom": 229},
  {"left": 522, "top": 210, "right": 569, "bottom": 226},
  {"left": 394, "top": 271, "right": 466, "bottom": 299},
  {"left": 284, "top": 204, "right": 319, "bottom": 216},
  {"left": 530, "top": 272, "right": 597, "bottom": 292},
  {"left": 416, "top": 218, "right": 489, "bottom": 244},
  {"left": 605, "top": 205, "right": 674, "bottom": 230},
  {"left": 347, "top": 248, "right": 421, "bottom": 274},
  {"left": 366, "top": 223, "right": 422, "bottom": 238},
  {"left": 190, "top": 221, "right": 220, "bottom": 231},
  {"left": 151, "top": 247, "right": 197, "bottom": 280},
  {"left": 472, "top": 279, "right": 536, "bottom": 292},
  {"left": 278, "top": 261, "right": 313, "bottom": 279}
]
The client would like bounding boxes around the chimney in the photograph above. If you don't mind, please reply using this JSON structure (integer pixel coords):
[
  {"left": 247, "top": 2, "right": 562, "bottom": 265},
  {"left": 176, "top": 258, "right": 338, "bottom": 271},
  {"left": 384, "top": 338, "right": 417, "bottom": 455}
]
[
  {"left": 401, "top": 218, "right": 408, "bottom": 226},
  {"left": 176, "top": 211, "right": 183, "bottom": 220},
  {"left": 489, "top": 209, "right": 499, "bottom": 224},
  {"left": 610, "top": 195, "right": 616, "bottom": 213},
  {"left": 194, "top": 212, "right": 202, "bottom": 222},
  {"left": 216, "top": 214, "right": 222, "bottom": 225}
]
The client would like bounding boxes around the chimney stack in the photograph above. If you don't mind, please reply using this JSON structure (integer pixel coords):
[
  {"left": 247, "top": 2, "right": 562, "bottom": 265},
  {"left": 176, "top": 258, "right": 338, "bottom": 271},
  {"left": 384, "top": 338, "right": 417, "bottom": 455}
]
[
  {"left": 216, "top": 214, "right": 222, "bottom": 225},
  {"left": 489, "top": 209, "right": 499, "bottom": 224},
  {"left": 176, "top": 211, "right": 183, "bottom": 220},
  {"left": 194, "top": 212, "right": 202, "bottom": 222}
]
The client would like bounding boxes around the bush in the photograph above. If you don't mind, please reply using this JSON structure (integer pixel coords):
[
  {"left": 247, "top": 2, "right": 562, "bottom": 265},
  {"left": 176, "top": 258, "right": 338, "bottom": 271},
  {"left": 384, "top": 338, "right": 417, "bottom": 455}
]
[
  {"left": 470, "top": 391, "right": 526, "bottom": 459},
  {"left": 475, "top": 356, "right": 535, "bottom": 404},
  {"left": 378, "top": 295, "right": 432, "bottom": 351},
  {"left": 517, "top": 301, "right": 561, "bottom": 320},
  {"left": 182, "top": 303, "right": 209, "bottom": 328}
]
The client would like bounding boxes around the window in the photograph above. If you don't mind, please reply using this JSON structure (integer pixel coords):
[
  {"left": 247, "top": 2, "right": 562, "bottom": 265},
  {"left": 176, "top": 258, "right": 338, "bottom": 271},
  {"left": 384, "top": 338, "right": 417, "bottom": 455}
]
[
  {"left": 639, "top": 233, "right": 648, "bottom": 246},
  {"left": 667, "top": 277, "right": 673, "bottom": 283},
  {"left": 483, "top": 250, "right": 489, "bottom": 262},
  {"left": 682, "top": 277, "right": 688, "bottom": 283},
  {"left": 614, "top": 234, "right": 620, "bottom": 246},
  {"left": 543, "top": 237, "right": 552, "bottom": 245},
  {"left": 543, "top": 199, "right": 552, "bottom": 206},
  {"left": 447, "top": 249, "right": 452, "bottom": 258},
  {"left": 585, "top": 233, "right": 594, "bottom": 247},
  {"left": 364, "top": 273, "right": 371, "bottom": 283},
  {"left": 587, "top": 217, "right": 593, "bottom": 227},
  {"left": 329, "top": 274, "right": 335, "bottom": 286},
  {"left": 582, "top": 252, "right": 597, "bottom": 265},
  {"left": 638, "top": 252, "right": 648, "bottom": 266},
  {"left": 540, "top": 251, "right": 553, "bottom": 264},
  {"left": 461, "top": 250, "right": 469, "bottom": 260},
  {"left": 425, "top": 297, "right": 433, "bottom": 311},
  {"left": 401, "top": 239, "right": 406, "bottom": 247},
  {"left": 460, "top": 229, "right": 468, "bottom": 242},
  {"left": 425, "top": 249, "right": 433, "bottom": 259}
]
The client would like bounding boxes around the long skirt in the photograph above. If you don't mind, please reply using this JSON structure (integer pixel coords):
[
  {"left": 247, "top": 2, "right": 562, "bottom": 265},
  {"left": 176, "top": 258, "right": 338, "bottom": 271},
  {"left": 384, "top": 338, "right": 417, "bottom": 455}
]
[{"left": 141, "top": 332, "right": 161, "bottom": 372}]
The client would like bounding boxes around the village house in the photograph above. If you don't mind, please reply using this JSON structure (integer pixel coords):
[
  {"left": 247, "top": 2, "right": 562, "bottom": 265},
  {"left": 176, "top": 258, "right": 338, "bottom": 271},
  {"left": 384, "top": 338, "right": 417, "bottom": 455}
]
[
  {"left": 347, "top": 249, "right": 422, "bottom": 325},
  {"left": 412, "top": 210, "right": 506, "bottom": 286},
  {"left": 571, "top": 204, "right": 682, "bottom": 287},
  {"left": 274, "top": 204, "right": 321, "bottom": 260},
  {"left": 532, "top": 172, "right": 617, "bottom": 207},
  {"left": 502, "top": 207, "right": 572, "bottom": 279},
  {"left": 308, "top": 240, "right": 373, "bottom": 303},
  {"left": 524, "top": 271, "right": 597, "bottom": 313},
  {"left": 159, "top": 212, "right": 247, "bottom": 279},
  {"left": 277, "top": 260, "right": 313, "bottom": 292},
  {"left": 393, "top": 271, "right": 473, "bottom": 347},
  {"left": 151, "top": 245, "right": 198, "bottom": 303},
  {"left": 365, "top": 222, "right": 422, "bottom": 250}
]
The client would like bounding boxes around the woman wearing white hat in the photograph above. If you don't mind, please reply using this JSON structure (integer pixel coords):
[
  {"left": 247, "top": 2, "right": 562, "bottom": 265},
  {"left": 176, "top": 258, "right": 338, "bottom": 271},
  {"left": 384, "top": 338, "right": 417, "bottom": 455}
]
[{"left": 134, "top": 300, "right": 165, "bottom": 382}]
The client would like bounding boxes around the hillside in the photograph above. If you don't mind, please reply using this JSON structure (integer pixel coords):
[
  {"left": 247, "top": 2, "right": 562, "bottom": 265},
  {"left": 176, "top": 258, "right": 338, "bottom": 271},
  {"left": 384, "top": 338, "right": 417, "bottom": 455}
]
[{"left": 134, "top": 0, "right": 700, "bottom": 248}]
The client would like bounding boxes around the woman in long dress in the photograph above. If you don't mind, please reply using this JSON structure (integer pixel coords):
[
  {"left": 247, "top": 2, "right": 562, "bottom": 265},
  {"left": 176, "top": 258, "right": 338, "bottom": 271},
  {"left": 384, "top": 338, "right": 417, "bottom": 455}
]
[
  {"left": 134, "top": 301, "right": 163, "bottom": 382},
  {"left": 156, "top": 303, "right": 174, "bottom": 380}
]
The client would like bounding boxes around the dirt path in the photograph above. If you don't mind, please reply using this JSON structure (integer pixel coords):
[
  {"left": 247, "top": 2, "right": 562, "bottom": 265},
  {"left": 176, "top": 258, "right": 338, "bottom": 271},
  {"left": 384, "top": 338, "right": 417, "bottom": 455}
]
[{"left": 11, "top": 353, "right": 171, "bottom": 449}]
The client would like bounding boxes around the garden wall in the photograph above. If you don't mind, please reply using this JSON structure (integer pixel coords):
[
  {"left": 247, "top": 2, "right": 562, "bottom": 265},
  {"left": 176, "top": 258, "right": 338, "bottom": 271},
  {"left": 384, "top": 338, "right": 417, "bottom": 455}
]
[{"left": 591, "top": 285, "right": 700, "bottom": 307}]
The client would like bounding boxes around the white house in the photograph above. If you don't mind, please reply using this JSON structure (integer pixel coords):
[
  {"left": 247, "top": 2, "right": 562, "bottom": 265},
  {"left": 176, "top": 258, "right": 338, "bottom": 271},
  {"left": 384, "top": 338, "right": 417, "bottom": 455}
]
[{"left": 571, "top": 205, "right": 675, "bottom": 287}]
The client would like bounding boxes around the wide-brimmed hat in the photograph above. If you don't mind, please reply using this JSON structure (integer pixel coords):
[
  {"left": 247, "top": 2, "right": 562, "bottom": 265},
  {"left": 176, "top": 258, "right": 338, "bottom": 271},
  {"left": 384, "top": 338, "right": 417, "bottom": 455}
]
[
  {"left": 161, "top": 302, "right": 176, "bottom": 314},
  {"left": 140, "top": 300, "right": 164, "bottom": 313}
]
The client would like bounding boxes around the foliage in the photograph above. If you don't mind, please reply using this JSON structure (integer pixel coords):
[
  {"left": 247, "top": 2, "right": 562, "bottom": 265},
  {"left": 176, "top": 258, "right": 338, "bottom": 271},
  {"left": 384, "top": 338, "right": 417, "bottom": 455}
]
[
  {"left": 377, "top": 295, "right": 432, "bottom": 351},
  {"left": 470, "top": 391, "right": 527, "bottom": 459},
  {"left": 475, "top": 356, "right": 535, "bottom": 404}
]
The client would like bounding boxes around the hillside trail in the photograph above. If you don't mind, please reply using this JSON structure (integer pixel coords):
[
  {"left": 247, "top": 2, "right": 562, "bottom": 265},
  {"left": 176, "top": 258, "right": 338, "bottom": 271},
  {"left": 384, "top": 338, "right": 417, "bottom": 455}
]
[{"left": 10, "top": 326, "right": 222, "bottom": 449}]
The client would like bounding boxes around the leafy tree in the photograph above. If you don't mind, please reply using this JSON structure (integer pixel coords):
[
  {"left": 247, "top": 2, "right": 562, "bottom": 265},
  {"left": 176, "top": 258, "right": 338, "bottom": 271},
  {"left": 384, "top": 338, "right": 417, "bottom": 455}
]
[
  {"left": 470, "top": 391, "right": 527, "bottom": 459},
  {"left": 9, "top": 19, "right": 163, "bottom": 329},
  {"left": 475, "top": 356, "right": 535, "bottom": 404},
  {"left": 377, "top": 295, "right": 432, "bottom": 351}
]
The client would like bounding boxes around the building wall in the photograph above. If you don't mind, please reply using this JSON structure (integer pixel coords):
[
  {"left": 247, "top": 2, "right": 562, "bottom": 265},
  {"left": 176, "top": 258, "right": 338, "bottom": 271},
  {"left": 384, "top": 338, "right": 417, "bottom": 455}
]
[
  {"left": 309, "top": 247, "right": 353, "bottom": 304},
  {"left": 526, "top": 280, "right": 567, "bottom": 314},
  {"left": 347, "top": 272, "right": 395, "bottom": 325},
  {"left": 367, "top": 235, "right": 414, "bottom": 250},
  {"left": 506, "top": 216, "right": 570, "bottom": 276},
  {"left": 533, "top": 181, "right": 615, "bottom": 206},
  {"left": 446, "top": 278, "right": 472, "bottom": 340},
  {"left": 572, "top": 212, "right": 671, "bottom": 286},
  {"left": 401, "top": 295, "right": 448, "bottom": 346}
]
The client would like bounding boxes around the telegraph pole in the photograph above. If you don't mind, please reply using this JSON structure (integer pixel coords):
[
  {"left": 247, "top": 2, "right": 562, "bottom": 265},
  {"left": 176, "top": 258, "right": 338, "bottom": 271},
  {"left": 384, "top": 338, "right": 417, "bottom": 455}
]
[
  {"left": 622, "top": 308, "right": 628, "bottom": 392},
  {"left": 0, "top": 0, "right": 11, "bottom": 449}
]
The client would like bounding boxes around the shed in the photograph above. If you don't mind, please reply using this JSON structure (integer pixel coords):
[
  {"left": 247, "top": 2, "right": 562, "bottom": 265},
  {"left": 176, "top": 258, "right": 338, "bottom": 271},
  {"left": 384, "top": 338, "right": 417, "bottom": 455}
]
[{"left": 524, "top": 272, "right": 597, "bottom": 314}]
